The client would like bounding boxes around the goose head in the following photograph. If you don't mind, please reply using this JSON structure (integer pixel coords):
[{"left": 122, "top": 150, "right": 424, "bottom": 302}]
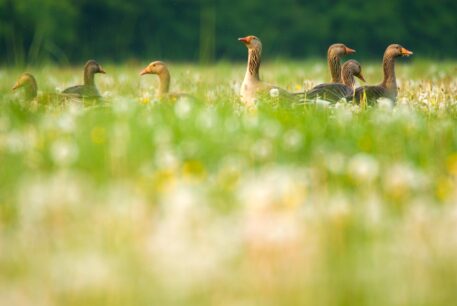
[
  {"left": 328, "top": 43, "right": 356, "bottom": 57},
  {"left": 140, "top": 61, "right": 168, "bottom": 76},
  {"left": 343, "top": 59, "right": 366, "bottom": 82},
  {"left": 385, "top": 44, "right": 413, "bottom": 58},
  {"left": 238, "top": 35, "right": 262, "bottom": 51},
  {"left": 12, "top": 72, "right": 38, "bottom": 100},
  {"left": 12, "top": 73, "right": 36, "bottom": 91},
  {"left": 85, "top": 60, "right": 106, "bottom": 75}
]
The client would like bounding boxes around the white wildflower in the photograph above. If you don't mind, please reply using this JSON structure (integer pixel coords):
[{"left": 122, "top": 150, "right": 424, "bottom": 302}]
[
  {"left": 263, "top": 120, "right": 281, "bottom": 138},
  {"left": 347, "top": 153, "right": 379, "bottom": 183},
  {"left": 334, "top": 106, "right": 353, "bottom": 123},
  {"left": 251, "top": 139, "right": 273, "bottom": 160},
  {"left": 377, "top": 97, "right": 394, "bottom": 110},
  {"left": 283, "top": 129, "right": 303, "bottom": 151},
  {"left": 315, "top": 98, "right": 331, "bottom": 108},
  {"left": 155, "top": 148, "right": 179, "bottom": 169},
  {"left": 383, "top": 163, "right": 426, "bottom": 195},
  {"left": 112, "top": 98, "right": 131, "bottom": 114},
  {"left": 5, "top": 131, "right": 25, "bottom": 154},
  {"left": 174, "top": 97, "right": 192, "bottom": 119},
  {"left": 57, "top": 113, "right": 76, "bottom": 133},
  {"left": 50, "top": 139, "right": 79, "bottom": 166},
  {"left": 147, "top": 182, "right": 238, "bottom": 291},
  {"left": 18, "top": 171, "right": 88, "bottom": 225},
  {"left": 238, "top": 167, "right": 307, "bottom": 212},
  {"left": 269, "top": 88, "right": 280, "bottom": 98},
  {"left": 197, "top": 108, "right": 216, "bottom": 130},
  {"left": 325, "top": 153, "right": 346, "bottom": 175},
  {"left": 327, "top": 193, "right": 351, "bottom": 219},
  {"left": 51, "top": 252, "right": 116, "bottom": 292}
]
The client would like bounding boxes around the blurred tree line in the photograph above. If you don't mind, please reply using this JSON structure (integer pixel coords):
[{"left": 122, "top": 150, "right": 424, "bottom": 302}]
[{"left": 0, "top": 0, "right": 456, "bottom": 65}]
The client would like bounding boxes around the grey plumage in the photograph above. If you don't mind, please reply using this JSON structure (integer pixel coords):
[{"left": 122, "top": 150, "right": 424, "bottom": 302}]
[
  {"left": 299, "top": 59, "right": 365, "bottom": 103},
  {"left": 62, "top": 59, "right": 105, "bottom": 99},
  {"left": 346, "top": 44, "right": 413, "bottom": 105}
]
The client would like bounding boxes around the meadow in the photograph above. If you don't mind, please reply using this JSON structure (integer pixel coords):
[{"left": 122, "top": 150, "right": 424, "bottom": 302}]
[{"left": 1, "top": 59, "right": 457, "bottom": 306}]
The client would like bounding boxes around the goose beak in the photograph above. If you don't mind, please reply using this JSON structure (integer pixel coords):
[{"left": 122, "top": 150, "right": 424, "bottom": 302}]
[
  {"left": 238, "top": 37, "right": 250, "bottom": 44},
  {"left": 345, "top": 47, "right": 356, "bottom": 54},
  {"left": 357, "top": 72, "right": 366, "bottom": 82},
  {"left": 98, "top": 66, "right": 106, "bottom": 74},
  {"left": 12, "top": 82, "right": 20, "bottom": 91},
  {"left": 140, "top": 67, "right": 150, "bottom": 76},
  {"left": 401, "top": 48, "right": 413, "bottom": 56}
]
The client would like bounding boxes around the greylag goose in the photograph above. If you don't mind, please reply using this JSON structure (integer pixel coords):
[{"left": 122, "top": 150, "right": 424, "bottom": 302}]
[
  {"left": 304, "top": 60, "right": 365, "bottom": 103},
  {"left": 12, "top": 73, "right": 38, "bottom": 101},
  {"left": 349, "top": 44, "right": 413, "bottom": 105},
  {"left": 63, "top": 60, "right": 105, "bottom": 98},
  {"left": 12, "top": 73, "right": 81, "bottom": 106},
  {"left": 327, "top": 43, "right": 356, "bottom": 83},
  {"left": 140, "top": 61, "right": 191, "bottom": 101},
  {"left": 239, "top": 35, "right": 297, "bottom": 107}
]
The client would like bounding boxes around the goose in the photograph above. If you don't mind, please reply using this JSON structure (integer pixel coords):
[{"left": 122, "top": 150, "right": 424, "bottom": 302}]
[
  {"left": 62, "top": 60, "right": 105, "bottom": 98},
  {"left": 326, "top": 43, "right": 356, "bottom": 83},
  {"left": 12, "top": 73, "right": 38, "bottom": 101},
  {"left": 13, "top": 73, "right": 82, "bottom": 106},
  {"left": 239, "top": 35, "right": 298, "bottom": 107},
  {"left": 140, "top": 61, "right": 189, "bottom": 101},
  {"left": 304, "top": 60, "right": 366, "bottom": 103},
  {"left": 349, "top": 44, "right": 413, "bottom": 105}
]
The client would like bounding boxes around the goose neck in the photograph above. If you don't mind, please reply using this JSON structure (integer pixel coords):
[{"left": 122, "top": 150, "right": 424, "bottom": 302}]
[
  {"left": 157, "top": 69, "right": 171, "bottom": 97},
  {"left": 381, "top": 54, "right": 397, "bottom": 90},
  {"left": 245, "top": 47, "right": 261, "bottom": 81},
  {"left": 328, "top": 54, "right": 342, "bottom": 83},
  {"left": 341, "top": 68, "right": 355, "bottom": 88}
]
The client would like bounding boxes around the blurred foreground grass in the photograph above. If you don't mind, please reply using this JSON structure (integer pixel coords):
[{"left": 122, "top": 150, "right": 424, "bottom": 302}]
[{"left": 1, "top": 60, "right": 457, "bottom": 305}]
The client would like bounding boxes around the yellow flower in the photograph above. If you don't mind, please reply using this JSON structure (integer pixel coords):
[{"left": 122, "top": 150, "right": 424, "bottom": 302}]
[
  {"left": 140, "top": 97, "right": 151, "bottom": 105},
  {"left": 91, "top": 127, "right": 106, "bottom": 145},
  {"left": 182, "top": 160, "right": 207, "bottom": 181},
  {"left": 140, "top": 92, "right": 152, "bottom": 105},
  {"left": 153, "top": 169, "right": 176, "bottom": 192},
  {"left": 436, "top": 177, "right": 453, "bottom": 202},
  {"left": 446, "top": 153, "right": 457, "bottom": 176}
]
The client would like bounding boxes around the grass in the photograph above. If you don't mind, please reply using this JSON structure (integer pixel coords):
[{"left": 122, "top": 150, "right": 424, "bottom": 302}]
[{"left": 1, "top": 59, "right": 457, "bottom": 306}]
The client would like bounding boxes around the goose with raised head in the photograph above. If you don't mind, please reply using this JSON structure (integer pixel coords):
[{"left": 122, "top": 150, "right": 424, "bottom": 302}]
[
  {"left": 349, "top": 44, "right": 413, "bottom": 105},
  {"left": 326, "top": 43, "right": 357, "bottom": 83},
  {"left": 239, "top": 35, "right": 297, "bottom": 107},
  {"left": 140, "top": 61, "right": 192, "bottom": 101},
  {"left": 63, "top": 60, "right": 106, "bottom": 98},
  {"left": 304, "top": 60, "right": 365, "bottom": 103}
]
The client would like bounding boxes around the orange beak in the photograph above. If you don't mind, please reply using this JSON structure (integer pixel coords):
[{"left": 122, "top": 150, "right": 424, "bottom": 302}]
[
  {"left": 140, "top": 67, "right": 150, "bottom": 76},
  {"left": 345, "top": 47, "right": 356, "bottom": 54},
  {"left": 357, "top": 72, "right": 366, "bottom": 82},
  {"left": 238, "top": 37, "right": 250, "bottom": 44},
  {"left": 401, "top": 47, "right": 413, "bottom": 56}
]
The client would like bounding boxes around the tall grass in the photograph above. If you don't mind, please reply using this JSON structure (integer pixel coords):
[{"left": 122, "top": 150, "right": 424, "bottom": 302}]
[{"left": 1, "top": 60, "right": 457, "bottom": 305}]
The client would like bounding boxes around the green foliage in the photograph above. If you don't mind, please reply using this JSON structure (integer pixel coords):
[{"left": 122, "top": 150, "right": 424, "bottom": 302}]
[{"left": 1, "top": 0, "right": 457, "bottom": 64}]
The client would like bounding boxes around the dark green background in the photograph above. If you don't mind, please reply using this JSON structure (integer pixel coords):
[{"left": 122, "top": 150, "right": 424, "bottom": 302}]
[{"left": 0, "top": 0, "right": 456, "bottom": 65}]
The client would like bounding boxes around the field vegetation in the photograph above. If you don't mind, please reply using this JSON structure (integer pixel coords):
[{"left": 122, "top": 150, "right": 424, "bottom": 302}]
[{"left": 1, "top": 60, "right": 457, "bottom": 305}]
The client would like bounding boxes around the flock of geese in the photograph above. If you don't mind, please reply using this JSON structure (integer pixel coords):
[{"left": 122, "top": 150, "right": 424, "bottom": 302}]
[{"left": 11, "top": 35, "right": 413, "bottom": 107}]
